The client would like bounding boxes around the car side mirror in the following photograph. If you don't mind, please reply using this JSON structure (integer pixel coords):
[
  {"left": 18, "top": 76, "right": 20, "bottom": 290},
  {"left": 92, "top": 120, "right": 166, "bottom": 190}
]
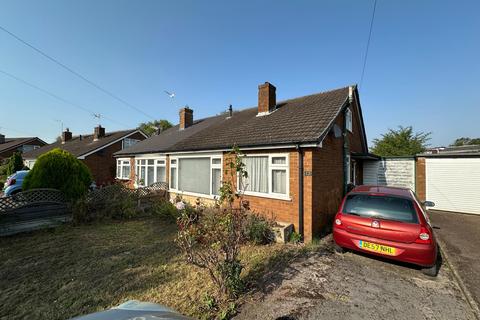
[{"left": 422, "top": 201, "right": 435, "bottom": 208}]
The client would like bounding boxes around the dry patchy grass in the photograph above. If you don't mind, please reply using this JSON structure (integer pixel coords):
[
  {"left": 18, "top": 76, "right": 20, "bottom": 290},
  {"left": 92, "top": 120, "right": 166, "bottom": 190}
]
[{"left": 0, "top": 218, "right": 305, "bottom": 320}]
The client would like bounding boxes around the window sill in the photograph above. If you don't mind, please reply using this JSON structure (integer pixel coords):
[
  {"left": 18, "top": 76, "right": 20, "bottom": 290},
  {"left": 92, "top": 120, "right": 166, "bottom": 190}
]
[
  {"left": 116, "top": 177, "right": 131, "bottom": 181},
  {"left": 240, "top": 191, "right": 292, "bottom": 201},
  {"left": 169, "top": 189, "right": 219, "bottom": 200}
]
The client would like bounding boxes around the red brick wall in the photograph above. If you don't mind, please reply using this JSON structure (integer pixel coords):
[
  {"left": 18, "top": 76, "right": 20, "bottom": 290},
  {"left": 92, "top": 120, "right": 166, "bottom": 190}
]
[
  {"left": 84, "top": 132, "right": 146, "bottom": 185},
  {"left": 310, "top": 95, "right": 367, "bottom": 236}
]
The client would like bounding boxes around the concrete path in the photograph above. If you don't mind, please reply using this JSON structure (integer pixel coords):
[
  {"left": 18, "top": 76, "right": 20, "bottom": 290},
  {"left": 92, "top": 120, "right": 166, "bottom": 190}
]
[
  {"left": 429, "top": 210, "right": 480, "bottom": 315},
  {"left": 235, "top": 236, "right": 476, "bottom": 320}
]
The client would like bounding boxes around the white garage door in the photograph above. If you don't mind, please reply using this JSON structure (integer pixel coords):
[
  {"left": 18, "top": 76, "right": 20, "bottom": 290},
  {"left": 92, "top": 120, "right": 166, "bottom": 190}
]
[{"left": 426, "top": 158, "right": 480, "bottom": 215}]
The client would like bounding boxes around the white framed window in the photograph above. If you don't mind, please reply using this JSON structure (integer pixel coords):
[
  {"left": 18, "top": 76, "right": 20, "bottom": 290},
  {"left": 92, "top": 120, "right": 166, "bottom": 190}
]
[
  {"left": 122, "top": 138, "right": 140, "bottom": 150},
  {"left": 116, "top": 158, "right": 131, "bottom": 180},
  {"left": 211, "top": 158, "right": 222, "bottom": 196},
  {"left": 169, "top": 154, "right": 222, "bottom": 197},
  {"left": 135, "top": 157, "right": 166, "bottom": 186},
  {"left": 170, "top": 159, "right": 177, "bottom": 190},
  {"left": 346, "top": 108, "right": 353, "bottom": 132},
  {"left": 239, "top": 153, "right": 290, "bottom": 200}
]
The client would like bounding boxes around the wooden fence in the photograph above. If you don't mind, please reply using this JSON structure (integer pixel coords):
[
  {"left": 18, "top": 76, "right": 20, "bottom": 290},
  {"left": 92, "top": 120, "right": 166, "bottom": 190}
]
[{"left": 0, "top": 182, "right": 169, "bottom": 236}]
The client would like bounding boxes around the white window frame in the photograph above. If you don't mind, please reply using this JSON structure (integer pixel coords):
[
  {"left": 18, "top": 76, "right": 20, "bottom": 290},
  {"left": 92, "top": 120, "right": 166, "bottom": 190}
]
[
  {"left": 122, "top": 138, "right": 140, "bottom": 150},
  {"left": 116, "top": 158, "right": 131, "bottom": 180},
  {"left": 169, "top": 153, "right": 223, "bottom": 199},
  {"left": 134, "top": 156, "right": 167, "bottom": 187},
  {"left": 238, "top": 153, "right": 290, "bottom": 201},
  {"left": 346, "top": 108, "right": 353, "bottom": 132}
]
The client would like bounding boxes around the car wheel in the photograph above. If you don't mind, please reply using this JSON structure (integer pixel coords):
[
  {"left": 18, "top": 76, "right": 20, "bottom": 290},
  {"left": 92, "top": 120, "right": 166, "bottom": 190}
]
[
  {"left": 333, "top": 243, "right": 344, "bottom": 253},
  {"left": 421, "top": 263, "right": 438, "bottom": 277}
]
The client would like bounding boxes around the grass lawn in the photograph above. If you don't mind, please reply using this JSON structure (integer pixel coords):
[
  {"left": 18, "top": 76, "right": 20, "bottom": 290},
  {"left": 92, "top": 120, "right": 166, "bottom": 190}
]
[{"left": 0, "top": 217, "right": 304, "bottom": 320}]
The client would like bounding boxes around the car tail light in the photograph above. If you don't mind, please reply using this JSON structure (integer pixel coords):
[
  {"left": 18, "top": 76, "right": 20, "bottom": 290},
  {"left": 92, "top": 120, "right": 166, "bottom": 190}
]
[
  {"left": 334, "top": 214, "right": 345, "bottom": 230},
  {"left": 415, "top": 226, "right": 432, "bottom": 244}
]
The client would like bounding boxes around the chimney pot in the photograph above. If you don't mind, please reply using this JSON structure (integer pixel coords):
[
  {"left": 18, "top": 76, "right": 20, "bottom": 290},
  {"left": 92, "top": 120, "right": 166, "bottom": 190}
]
[
  {"left": 94, "top": 125, "right": 105, "bottom": 141},
  {"left": 179, "top": 106, "right": 193, "bottom": 130},
  {"left": 258, "top": 82, "right": 276, "bottom": 115},
  {"left": 61, "top": 128, "right": 72, "bottom": 144},
  {"left": 228, "top": 104, "right": 233, "bottom": 118}
]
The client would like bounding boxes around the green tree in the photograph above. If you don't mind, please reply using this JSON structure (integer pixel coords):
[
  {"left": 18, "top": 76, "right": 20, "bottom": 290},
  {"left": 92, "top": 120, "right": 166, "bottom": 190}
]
[
  {"left": 23, "top": 148, "right": 92, "bottom": 201},
  {"left": 451, "top": 137, "right": 480, "bottom": 146},
  {"left": 371, "top": 126, "right": 431, "bottom": 157},
  {"left": 139, "top": 119, "right": 173, "bottom": 136},
  {"left": 6, "top": 152, "right": 24, "bottom": 175}
]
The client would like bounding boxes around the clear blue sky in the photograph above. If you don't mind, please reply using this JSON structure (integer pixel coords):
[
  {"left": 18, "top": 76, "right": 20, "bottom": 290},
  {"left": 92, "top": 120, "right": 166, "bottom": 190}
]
[{"left": 0, "top": 0, "right": 478, "bottom": 146}]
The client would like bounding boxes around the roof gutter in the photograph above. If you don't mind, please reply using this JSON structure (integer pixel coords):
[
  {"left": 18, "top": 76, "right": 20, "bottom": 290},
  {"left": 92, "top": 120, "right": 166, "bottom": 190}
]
[{"left": 114, "top": 142, "right": 322, "bottom": 157}]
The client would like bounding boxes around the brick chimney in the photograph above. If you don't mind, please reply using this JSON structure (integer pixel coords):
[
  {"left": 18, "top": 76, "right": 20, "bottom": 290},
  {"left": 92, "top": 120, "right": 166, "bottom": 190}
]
[
  {"left": 0, "top": 134, "right": 4, "bottom": 144},
  {"left": 61, "top": 128, "right": 72, "bottom": 144},
  {"left": 93, "top": 125, "right": 105, "bottom": 141},
  {"left": 179, "top": 106, "right": 193, "bottom": 130},
  {"left": 258, "top": 82, "right": 276, "bottom": 115}
]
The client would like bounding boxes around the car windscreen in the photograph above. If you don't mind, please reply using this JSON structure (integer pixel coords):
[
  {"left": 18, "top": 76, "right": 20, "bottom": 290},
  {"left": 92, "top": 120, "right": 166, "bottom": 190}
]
[{"left": 343, "top": 194, "right": 419, "bottom": 223}]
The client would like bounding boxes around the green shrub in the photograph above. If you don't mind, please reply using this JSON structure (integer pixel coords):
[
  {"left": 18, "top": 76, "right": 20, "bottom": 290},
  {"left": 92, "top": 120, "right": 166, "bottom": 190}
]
[
  {"left": 22, "top": 148, "right": 92, "bottom": 201},
  {"left": 72, "top": 185, "right": 139, "bottom": 223},
  {"left": 244, "top": 213, "right": 275, "bottom": 245},
  {"left": 148, "top": 200, "right": 179, "bottom": 222},
  {"left": 6, "top": 152, "right": 23, "bottom": 175},
  {"left": 289, "top": 231, "right": 302, "bottom": 244}
]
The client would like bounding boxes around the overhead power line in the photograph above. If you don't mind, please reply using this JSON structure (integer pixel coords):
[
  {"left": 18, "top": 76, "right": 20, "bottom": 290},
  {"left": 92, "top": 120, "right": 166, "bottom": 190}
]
[
  {"left": 0, "top": 69, "right": 130, "bottom": 128},
  {"left": 0, "top": 25, "right": 156, "bottom": 120},
  {"left": 359, "top": 0, "right": 377, "bottom": 89}
]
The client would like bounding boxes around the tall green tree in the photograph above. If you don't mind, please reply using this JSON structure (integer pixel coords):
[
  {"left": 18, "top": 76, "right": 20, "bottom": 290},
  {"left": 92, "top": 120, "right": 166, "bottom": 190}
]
[
  {"left": 451, "top": 137, "right": 480, "bottom": 146},
  {"left": 371, "top": 126, "right": 431, "bottom": 157},
  {"left": 139, "top": 119, "right": 173, "bottom": 136}
]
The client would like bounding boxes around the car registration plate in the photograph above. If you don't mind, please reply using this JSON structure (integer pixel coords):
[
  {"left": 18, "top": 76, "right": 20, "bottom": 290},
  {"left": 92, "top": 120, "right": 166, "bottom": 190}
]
[{"left": 358, "top": 240, "right": 396, "bottom": 256}]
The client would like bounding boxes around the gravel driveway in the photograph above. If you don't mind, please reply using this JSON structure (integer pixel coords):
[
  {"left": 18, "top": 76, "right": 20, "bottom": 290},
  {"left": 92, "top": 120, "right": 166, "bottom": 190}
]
[{"left": 235, "top": 236, "right": 476, "bottom": 320}]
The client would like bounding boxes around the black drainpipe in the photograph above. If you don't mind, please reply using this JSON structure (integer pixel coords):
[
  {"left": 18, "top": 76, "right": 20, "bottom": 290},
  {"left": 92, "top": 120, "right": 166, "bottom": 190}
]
[
  {"left": 343, "top": 100, "right": 351, "bottom": 195},
  {"left": 297, "top": 144, "right": 304, "bottom": 240}
]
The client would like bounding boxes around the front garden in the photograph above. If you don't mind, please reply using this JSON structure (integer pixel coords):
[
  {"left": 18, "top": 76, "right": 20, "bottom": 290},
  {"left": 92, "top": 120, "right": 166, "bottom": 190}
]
[
  {"left": 0, "top": 216, "right": 307, "bottom": 319},
  {"left": 0, "top": 147, "right": 312, "bottom": 319}
]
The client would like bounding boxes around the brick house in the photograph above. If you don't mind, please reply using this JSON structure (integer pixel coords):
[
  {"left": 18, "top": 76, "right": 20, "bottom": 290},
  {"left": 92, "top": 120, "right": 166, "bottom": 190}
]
[
  {"left": 115, "top": 82, "right": 369, "bottom": 241},
  {"left": 23, "top": 126, "right": 147, "bottom": 185},
  {"left": 0, "top": 134, "right": 46, "bottom": 161}
]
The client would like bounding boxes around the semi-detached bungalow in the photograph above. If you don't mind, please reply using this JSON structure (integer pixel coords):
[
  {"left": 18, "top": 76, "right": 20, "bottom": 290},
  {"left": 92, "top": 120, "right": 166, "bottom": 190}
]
[{"left": 114, "top": 82, "right": 370, "bottom": 241}]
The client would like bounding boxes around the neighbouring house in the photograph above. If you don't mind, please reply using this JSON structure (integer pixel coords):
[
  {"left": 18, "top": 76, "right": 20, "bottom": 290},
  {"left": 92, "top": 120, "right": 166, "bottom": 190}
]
[
  {"left": 0, "top": 134, "right": 47, "bottom": 161},
  {"left": 114, "top": 82, "right": 369, "bottom": 241},
  {"left": 23, "top": 126, "right": 148, "bottom": 185}
]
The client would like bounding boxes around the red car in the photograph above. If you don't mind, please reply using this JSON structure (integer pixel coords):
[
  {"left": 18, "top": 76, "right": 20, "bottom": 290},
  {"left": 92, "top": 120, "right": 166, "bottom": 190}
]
[{"left": 333, "top": 185, "right": 438, "bottom": 276}]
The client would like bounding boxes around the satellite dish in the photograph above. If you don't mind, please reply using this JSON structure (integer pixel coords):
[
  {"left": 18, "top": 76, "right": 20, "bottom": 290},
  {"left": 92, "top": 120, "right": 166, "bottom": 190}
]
[{"left": 333, "top": 124, "right": 342, "bottom": 138}]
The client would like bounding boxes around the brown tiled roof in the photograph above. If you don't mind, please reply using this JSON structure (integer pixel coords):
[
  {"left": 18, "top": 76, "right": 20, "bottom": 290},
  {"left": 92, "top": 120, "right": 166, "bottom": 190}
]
[
  {"left": 0, "top": 137, "right": 46, "bottom": 154},
  {"left": 23, "top": 129, "right": 141, "bottom": 159},
  {"left": 115, "top": 86, "right": 352, "bottom": 155}
]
